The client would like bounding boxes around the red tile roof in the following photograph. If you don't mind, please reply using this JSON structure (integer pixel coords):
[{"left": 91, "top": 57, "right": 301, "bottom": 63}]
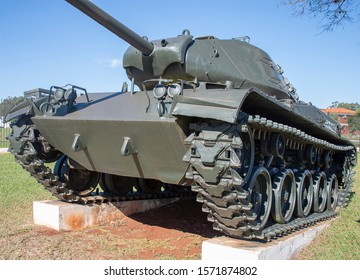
[{"left": 321, "top": 108, "right": 357, "bottom": 115}]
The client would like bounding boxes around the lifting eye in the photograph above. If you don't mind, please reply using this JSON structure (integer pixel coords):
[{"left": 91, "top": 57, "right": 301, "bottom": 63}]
[{"left": 161, "top": 39, "right": 168, "bottom": 47}]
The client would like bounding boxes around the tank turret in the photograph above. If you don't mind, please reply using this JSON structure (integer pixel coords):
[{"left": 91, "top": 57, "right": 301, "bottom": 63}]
[{"left": 66, "top": 0, "right": 292, "bottom": 100}]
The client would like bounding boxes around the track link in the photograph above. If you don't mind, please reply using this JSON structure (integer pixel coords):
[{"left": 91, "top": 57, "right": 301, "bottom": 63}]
[{"left": 184, "top": 114, "right": 356, "bottom": 240}]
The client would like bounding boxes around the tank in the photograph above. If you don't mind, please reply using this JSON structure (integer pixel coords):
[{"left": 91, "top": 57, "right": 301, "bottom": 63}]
[{"left": 5, "top": 0, "right": 356, "bottom": 240}]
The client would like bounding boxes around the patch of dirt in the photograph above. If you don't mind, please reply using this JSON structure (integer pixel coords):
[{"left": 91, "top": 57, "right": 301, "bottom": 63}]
[{"left": 0, "top": 198, "right": 220, "bottom": 260}]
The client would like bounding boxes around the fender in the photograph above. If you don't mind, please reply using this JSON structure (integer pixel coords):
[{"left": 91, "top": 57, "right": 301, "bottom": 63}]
[
  {"left": 5, "top": 97, "right": 45, "bottom": 122},
  {"left": 171, "top": 87, "right": 350, "bottom": 146}
]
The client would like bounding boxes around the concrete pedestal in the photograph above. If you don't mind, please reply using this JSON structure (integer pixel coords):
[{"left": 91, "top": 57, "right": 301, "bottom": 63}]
[
  {"left": 33, "top": 198, "right": 179, "bottom": 231},
  {"left": 202, "top": 221, "right": 331, "bottom": 260}
]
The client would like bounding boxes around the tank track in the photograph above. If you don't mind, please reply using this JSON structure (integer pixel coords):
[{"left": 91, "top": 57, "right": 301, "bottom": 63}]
[
  {"left": 8, "top": 119, "right": 191, "bottom": 205},
  {"left": 7, "top": 113, "right": 356, "bottom": 240},
  {"left": 183, "top": 114, "right": 356, "bottom": 240}
]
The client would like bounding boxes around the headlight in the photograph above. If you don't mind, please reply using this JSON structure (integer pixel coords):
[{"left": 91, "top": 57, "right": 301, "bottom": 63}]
[
  {"left": 153, "top": 84, "right": 167, "bottom": 99},
  {"left": 167, "top": 83, "right": 181, "bottom": 98},
  {"left": 53, "top": 88, "right": 65, "bottom": 101}
]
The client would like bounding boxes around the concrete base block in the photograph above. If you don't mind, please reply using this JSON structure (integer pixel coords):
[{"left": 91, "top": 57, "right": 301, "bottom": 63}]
[
  {"left": 202, "top": 221, "right": 332, "bottom": 260},
  {"left": 33, "top": 198, "right": 179, "bottom": 231}
]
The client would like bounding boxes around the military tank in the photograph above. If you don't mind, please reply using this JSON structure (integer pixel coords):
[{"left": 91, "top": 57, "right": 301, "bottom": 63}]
[{"left": 5, "top": 0, "right": 356, "bottom": 240}]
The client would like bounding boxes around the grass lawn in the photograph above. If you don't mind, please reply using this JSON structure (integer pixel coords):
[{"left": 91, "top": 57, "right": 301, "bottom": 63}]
[
  {"left": 0, "top": 153, "right": 54, "bottom": 238},
  {"left": 0, "top": 152, "right": 359, "bottom": 259}
]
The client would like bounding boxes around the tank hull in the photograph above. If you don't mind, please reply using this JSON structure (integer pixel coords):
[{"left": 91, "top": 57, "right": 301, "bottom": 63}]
[
  {"left": 31, "top": 87, "right": 354, "bottom": 186},
  {"left": 32, "top": 92, "right": 189, "bottom": 185}
]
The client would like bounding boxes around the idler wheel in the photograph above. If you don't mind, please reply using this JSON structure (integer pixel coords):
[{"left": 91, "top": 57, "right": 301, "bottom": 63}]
[
  {"left": 295, "top": 170, "right": 314, "bottom": 217},
  {"left": 103, "top": 174, "right": 137, "bottom": 196},
  {"left": 246, "top": 167, "right": 272, "bottom": 231},
  {"left": 271, "top": 169, "right": 296, "bottom": 223},
  {"left": 313, "top": 172, "right": 328, "bottom": 213},
  {"left": 327, "top": 174, "right": 339, "bottom": 211},
  {"left": 305, "top": 145, "right": 317, "bottom": 164},
  {"left": 323, "top": 151, "right": 333, "bottom": 169},
  {"left": 60, "top": 158, "right": 100, "bottom": 197},
  {"left": 270, "top": 133, "right": 285, "bottom": 157},
  {"left": 139, "top": 179, "right": 164, "bottom": 194}
]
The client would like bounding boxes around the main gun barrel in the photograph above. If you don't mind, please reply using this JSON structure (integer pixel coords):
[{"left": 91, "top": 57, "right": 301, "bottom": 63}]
[{"left": 66, "top": 0, "right": 154, "bottom": 56}]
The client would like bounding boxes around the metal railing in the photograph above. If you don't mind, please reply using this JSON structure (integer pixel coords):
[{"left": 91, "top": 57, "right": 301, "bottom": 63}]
[{"left": 0, "top": 126, "right": 10, "bottom": 148}]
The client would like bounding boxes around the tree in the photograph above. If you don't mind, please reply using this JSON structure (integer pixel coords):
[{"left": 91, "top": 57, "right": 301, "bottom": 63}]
[
  {"left": 327, "top": 101, "right": 360, "bottom": 111},
  {"left": 329, "top": 101, "right": 339, "bottom": 108},
  {"left": 347, "top": 108, "right": 360, "bottom": 132},
  {"left": 0, "top": 96, "right": 25, "bottom": 117},
  {"left": 282, "top": 0, "right": 360, "bottom": 32}
]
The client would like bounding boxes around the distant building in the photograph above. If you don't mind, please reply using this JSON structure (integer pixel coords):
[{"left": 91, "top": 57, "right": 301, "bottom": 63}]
[{"left": 321, "top": 108, "right": 356, "bottom": 134}]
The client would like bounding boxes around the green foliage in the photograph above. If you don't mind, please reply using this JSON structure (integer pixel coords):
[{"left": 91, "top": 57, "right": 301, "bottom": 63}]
[
  {"left": 329, "top": 101, "right": 360, "bottom": 111},
  {"left": 338, "top": 102, "right": 360, "bottom": 111},
  {"left": 348, "top": 112, "right": 360, "bottom": 132},
  {"left": 328, "top": 114, "right": 339, "bottom": 122},
  {"left": 0, "top": 96, "right": 25, "bottom": 117}
]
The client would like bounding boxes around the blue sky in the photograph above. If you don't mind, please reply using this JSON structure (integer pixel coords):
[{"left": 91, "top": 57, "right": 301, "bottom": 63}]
[{"left": 0, "top": 0, "right": 359, "bottom": 109}]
